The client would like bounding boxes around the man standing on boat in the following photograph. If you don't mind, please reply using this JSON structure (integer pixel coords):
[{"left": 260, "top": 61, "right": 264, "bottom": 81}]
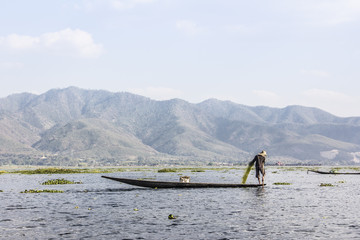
[{"left": 253, "top": 150, "right": 267, "bottom": 185}]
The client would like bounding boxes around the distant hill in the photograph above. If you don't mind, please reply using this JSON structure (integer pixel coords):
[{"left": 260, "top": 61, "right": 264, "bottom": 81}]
[{"left": 0, "top": 86, "right": 359, "bottom": 166}]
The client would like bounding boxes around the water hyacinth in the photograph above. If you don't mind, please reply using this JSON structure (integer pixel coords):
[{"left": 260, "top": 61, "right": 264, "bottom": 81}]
[
  {"left": 13, "top": 167, "right": 126, "bottom": 174},
  {"left": 41, "top": 178, "right": 82, "bottom": 185},
  {"left": 16, "top": 168, "right": 84, "bottom": 174},
  {"left": 273, "top": 182, "right": 292, "bottom": 185},
  {"left": 158, "top": 168, "right": 177, "bottom": 173},
  {"left": 320, "top": 183, "right": 335, "bottom": 187},
  {"left": 21, "top": 189, "right": 64, "bottom": 193},
  {"left": 241, "top": 162, "right": 254, "bottom": 184}
]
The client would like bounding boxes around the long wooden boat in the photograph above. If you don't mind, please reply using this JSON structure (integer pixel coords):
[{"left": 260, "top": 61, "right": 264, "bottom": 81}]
[
  {"left": 308, "top": 170, "right": 360, "bottom": 175},
  {"left": 101, "top": 176, "right": 265, "bottom": 188}
]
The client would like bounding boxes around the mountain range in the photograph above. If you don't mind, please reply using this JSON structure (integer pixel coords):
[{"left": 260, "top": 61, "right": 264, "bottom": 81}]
[{"left": 0, "top": 86, "right": 359, "bottom": 166}]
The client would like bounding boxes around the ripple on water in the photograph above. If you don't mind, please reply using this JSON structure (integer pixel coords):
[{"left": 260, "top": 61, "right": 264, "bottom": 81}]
[{"left": 0, "top": 170, "right": 360, "bottom": 239}]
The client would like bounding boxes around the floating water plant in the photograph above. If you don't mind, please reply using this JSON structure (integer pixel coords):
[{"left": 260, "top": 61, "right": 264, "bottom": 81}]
[
  {"left": 21, "top": 189, "right": 64, "bottom": 193},
  {"left": 319, "top": 183, "right": 335, "bottom": 187},
  {"left": 0, "top": 190, "right": 3, "bottom": 192},
  {"left": 41, "top": 178, "right": 82, "bottom": 185},
  {"left": 15, "top": 168, "right": 86, "bottom": 174},
  {"left": 273, "top": 182, "right": 292, "bottom": 185},
  {"left": 348, "top": 167, "right": 360, "bottom": 171},
  {"left": 168, "top": 214, "right": 177, "bottom": 219},
  {"left": 158, "top": 168, "right": 177, "bottom": 173},
  {"left": 241, "top": 161, "right": 255, "bottom": 184},
  {"left": 13, "top": 167, "right": 126, "bottom": 174}
]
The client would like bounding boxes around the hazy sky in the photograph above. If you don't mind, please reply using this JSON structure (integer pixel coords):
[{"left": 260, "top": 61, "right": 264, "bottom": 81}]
[{"left": 1, "top": 0, "right": 359, "bottom": 117}]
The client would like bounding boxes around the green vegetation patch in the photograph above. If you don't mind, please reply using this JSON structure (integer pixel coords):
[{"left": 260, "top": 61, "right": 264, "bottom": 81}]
[
  {"left": 320, "top": 183, "right": 335, "bottom": 187},
  {"left": 158, "top": 167, "right": 238, "bottom": 173},
  {"left": 348, "top": 167, "right": 360, "bottom": 171},
  {"left": 21, "top": 189, "right": 64, "bottom": 193},
  {"left": 158, "top": 168, "right": 178, "bottom": 173},
  {"left": 15, "top": 168, "right": 86, "bottom": 174},
  {"left": 13, "top": 167, "right": 126, "bottom": 174},
  {"left": 273, "top": 182, "right": 292, "bottom": 185},
  {"left": 0, "top": 190, "right": 3, "bottom": 192},
  {"left": 41, "top": 178, "right": 82, "bottom": 185},
  {"left": 279, "top": 166, "right": 318, "bottom": 172}
]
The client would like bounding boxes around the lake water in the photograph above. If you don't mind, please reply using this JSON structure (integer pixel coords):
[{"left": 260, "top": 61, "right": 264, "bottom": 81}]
[{"left": 1, "top": 167, "right": 360, "bottom": 239}]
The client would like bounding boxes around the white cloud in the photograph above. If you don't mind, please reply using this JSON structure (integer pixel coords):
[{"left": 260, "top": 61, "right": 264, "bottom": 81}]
[
  {"left": 291, "top": 0, "right": 360, "bottom": 25},
  {"left": 176, "top": 20, "right": 202, "bottom": 35},
  {"left": 0, "top": 28, "right": 104, "bottom": 58},
  {"left": 0, "top": 34, "right": 39, "bottom": 50},
  {"left": 253, "top": 90, "right": 279, "bottom": 99},
  {"left": 225, "top": 24, "right": 258, "bottom": 35},
  {"left": 302, "top": 89, "right": 352, "bottom": 101},
  {"left": 301, "top": 89, "right": 358, "bottom": 117},
  {"left": 251, "top": 90, "right": 282, "bottom": 107},
  {"left": 128, "top": 87, "right": 183, "bottom": 100},
  {"left": 41, "top": 29, "right": 104, "bottom": 58},
  {"left": 110, "top": 0, "right": 156, "bottom": 9},
  {"left": 301, "top": 69, "right": 331, "bottom": 78},
  {"left": 0, "top": 61, "right": 24, "bottom": 69},
  {"left": 75, "top": 0, "right": 156, "bottom": 11}
]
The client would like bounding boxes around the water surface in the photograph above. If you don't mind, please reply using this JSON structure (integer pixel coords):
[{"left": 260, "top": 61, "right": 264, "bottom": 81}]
[{"left": 1, "top": 168, "right": 359, "bottom": 239}]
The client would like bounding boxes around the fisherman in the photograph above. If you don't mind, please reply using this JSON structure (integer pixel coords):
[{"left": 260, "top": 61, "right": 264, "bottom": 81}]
[{"left": 253, "top": 150, "right": 267, "bottom": 185}]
